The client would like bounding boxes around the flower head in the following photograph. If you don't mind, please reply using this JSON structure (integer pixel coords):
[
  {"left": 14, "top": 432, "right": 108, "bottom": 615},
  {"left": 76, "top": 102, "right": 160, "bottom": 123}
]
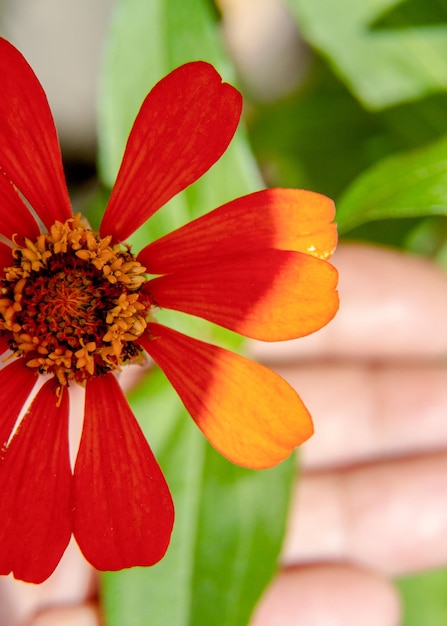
[{"left": 0, "top": 38, "right": 338, "bottom": 583}]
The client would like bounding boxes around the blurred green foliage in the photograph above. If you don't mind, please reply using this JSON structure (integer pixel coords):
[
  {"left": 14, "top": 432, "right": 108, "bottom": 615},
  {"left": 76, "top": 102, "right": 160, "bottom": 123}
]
[
  {"left": 248, "top": 1, "right": 447, "bottom": 266},
  {"left": 398, "top": 568, "right": 447, "bottom": 626},
  {"left": 288, "top": 0, "right": 447, "bottom": 108},
  {"left": 98, "top": 0, "right": 447, "bottom": 623}
]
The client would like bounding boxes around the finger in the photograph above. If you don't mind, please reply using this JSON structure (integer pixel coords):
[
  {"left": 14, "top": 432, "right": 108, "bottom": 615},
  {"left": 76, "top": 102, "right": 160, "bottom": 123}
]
[
  {"left": 251, "top": 563, "right": 401, "bottom": 626},
  {"left": 25, "top": 603, "right": 100, "bottom": 626},
  {"left": 250, "top": 243, "right": 447, "bottom": 361},
  {"left": 275, "top": 363, "right": 447, "bottom": 469},
  {"left": 284, "top": 453, "right": 447, "bottom": 576}
]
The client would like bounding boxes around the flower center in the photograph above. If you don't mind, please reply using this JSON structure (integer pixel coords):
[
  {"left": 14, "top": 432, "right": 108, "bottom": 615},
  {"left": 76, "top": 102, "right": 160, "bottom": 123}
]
[{"left": 0, "top": 215, "right": 150, "bottom": 386}]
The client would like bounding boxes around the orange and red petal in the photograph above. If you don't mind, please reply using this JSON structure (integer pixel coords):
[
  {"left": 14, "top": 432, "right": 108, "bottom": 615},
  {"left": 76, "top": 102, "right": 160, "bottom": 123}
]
[
  {"left": 100, "top": 61, "right": 242, "bottom": 242},
  {"left": 0, "top": 39, "right": 72, "bottom": 228},
  {"left": 145, "top": 249, "right": 339, "bottom": 341},
  {"left": 0, "top": 359, "right": 37, "bottom": 447},
  {"left": 0, "top": 171, "right": 40, "bottom": 241},
  {"left": 0, "top": 380, "right": 72, "bottom": 583},
  {"left": 141, "top": 323, "right": 313, "bottom": 469},
  {"left": 73, "top": 375, "right": 174, "bottom": 571},
  {"left": 138, "top": 189, "right": 337, "bottom": 274}
]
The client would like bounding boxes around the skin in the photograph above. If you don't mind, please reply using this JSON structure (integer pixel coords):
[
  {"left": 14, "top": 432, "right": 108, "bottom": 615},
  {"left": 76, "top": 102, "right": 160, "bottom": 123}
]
[{"left": 2, "top": 243, "right": 447, "bottom": 626}]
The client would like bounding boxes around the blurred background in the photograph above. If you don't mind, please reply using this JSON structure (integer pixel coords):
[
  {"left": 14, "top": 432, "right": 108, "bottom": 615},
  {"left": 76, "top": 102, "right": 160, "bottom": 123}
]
[
  {"left": 1, "top": 1, "right": 447, "bottom": 625},
  {"left": 2, "top": 0, "right": 447, "bottom": 260}
]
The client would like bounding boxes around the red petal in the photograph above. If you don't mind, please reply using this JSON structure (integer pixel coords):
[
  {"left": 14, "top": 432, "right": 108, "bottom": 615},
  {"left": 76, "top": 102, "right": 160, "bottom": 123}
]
[
  {"left": 0, "top": 380, "right": 72, "bottom": 583},
  {"left": 100, "top": 62, "right": 242, "bottom": 242},
  {"left": 0, "top": 171, "right": 40, "bottom": 240},
  {"left": 0, "top": 39, "right": 72, "bottom": 228},
  {"left": 0, "top": 333, "right": 10, "bottom": 354},
  {"left": 145, "top": 249, "right": 339, "bottom": 341},
  {"left": 0, "top": 359, "right": 37, "bottom": 447},
  {"left": 138, "top": 189, "right": 337, "bottom": 273},
  {"left": 73, "top": 375, "right": 174, "bottom": 571},
  {"left": 0, "top": 242, "right": 13, "bottom": 277},
  {"left": 141, "top": 323, "right": 313, "bottom": 469}
]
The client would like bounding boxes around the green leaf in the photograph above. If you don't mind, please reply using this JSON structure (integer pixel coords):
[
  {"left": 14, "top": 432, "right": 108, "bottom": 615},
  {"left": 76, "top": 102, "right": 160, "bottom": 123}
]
[
  {"left": 287, "top": 0, "right": 447, "bottom": 109},
  {"left": 405, "top": 215, "right": 447, "bottom": 266},
  {"left": 102, "top": 369, "right": 294, "bottom": 626},
  {"left": 336, "top": 135, "right": 447, "bottom": 233},
  {"left": 248, "top": 59, "right": 394, "bottom": 199},
  {"left": 248, "top": 53, "right": 447, "bottom": 204},
  {"left": 98, "top": 1, "right": 293, "bottom": 625},
  {"left": 397, "top": 567, "right": 447, "bottom": 626}
]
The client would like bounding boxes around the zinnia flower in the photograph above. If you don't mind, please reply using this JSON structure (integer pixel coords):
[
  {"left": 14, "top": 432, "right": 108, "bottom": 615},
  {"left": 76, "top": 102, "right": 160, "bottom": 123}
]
[{"left": 0, "top": 38, "right": 338, "bottom": 584}]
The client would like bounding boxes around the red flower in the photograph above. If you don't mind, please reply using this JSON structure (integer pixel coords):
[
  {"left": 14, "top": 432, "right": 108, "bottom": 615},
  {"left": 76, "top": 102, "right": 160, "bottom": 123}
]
[{"left": 0, "top": 38, "right": 338, "bottom": 583}]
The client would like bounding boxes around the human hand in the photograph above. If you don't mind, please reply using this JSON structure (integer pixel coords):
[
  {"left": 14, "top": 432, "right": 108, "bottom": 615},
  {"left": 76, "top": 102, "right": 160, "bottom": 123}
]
[
  {"left": 3, "top": 243, "right": 447, "bottom": 626},
  {"left": 251, "top": 243, "right": 447, "bottom": 626}
]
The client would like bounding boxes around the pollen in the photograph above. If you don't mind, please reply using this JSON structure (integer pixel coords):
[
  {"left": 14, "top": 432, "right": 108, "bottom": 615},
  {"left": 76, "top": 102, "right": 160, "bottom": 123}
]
[{"left": 0, "top": 214, "right": 150, "bottom": 386}]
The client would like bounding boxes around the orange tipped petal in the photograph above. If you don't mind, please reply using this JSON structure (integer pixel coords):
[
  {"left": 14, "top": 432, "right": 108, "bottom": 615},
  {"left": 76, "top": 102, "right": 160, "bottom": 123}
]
[
  {"left": 145, "top": 249, "right": 339, "bottom": 341},
  {"left": 137, "top": 188, "right": 337, "bottom": 274},
  {"left": 141, "top": 323, "right": 313, "bottom": 469},
  {"left": 100, "top": 61, "right": 242, "bottom": 242},
  {"left": 0, "top": 381, "right": 72, "bottom": 583},
  {"left": 73, "top": 375, "right": 174, "bottom": 571}
]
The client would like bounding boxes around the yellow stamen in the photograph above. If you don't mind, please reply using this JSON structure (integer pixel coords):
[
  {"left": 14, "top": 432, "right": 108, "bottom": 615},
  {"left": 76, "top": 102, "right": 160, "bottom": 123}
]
[{"left": 0, "top": 214, "right": 152, "bottom": 386}]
